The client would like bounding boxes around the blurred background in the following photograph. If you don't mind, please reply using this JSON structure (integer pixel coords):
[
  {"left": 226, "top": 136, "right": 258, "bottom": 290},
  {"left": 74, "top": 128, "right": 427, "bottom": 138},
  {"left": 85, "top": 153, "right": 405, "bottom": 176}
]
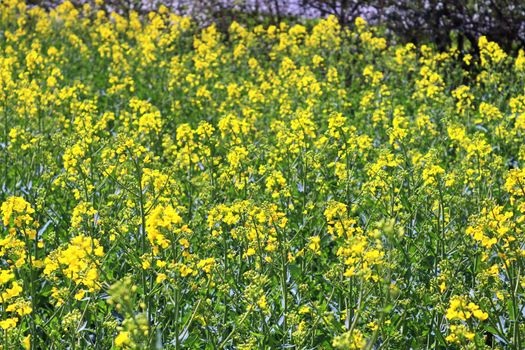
[{"left": 26, "top": 0, "right": 525, "bottom": 52}]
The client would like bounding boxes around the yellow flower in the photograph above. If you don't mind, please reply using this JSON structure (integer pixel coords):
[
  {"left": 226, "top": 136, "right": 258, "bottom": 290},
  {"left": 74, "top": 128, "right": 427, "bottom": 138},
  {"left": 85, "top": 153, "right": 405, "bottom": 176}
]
[
  {"left": 156, "top": 273, "right": 167, "bottom": 283},
  {"left": 308, "top": 236, "right": 321, "bottom": 254},
  {"left": 2, "top": 281, "right": 22, "bottom": 301},
  {"left": 446, "top": 296, "right": 488, "bottom": 322},
  {"left": 422, "top": 164, "right": 445, "bottom": 186},
  {"left": 196, "top": 258, "right": 215, "bottom": 274},
  {"left": 0, "top": 270, "right": 15, "bottom": 285},
  {"left": 333, "top": 329, "right": 367, "bottom": 349},
  {"left": 146, "top": 204, "right": 182, "bottom": 249},
  {"left": 115, "top": 331, "right": 130, "bottom": 347},
  {"left": 74, "top": 289, "right": 86, "bottom": 301},
  {"left": 478, "top": 36, "right": 507, "bottom": 67},
  {"left": 23, "top": 335, "right": 30, "bottom": 350},
  {"left": 1, "top": 196, "right": 35, "bottom": 228},
  {"left": 43, "top": 235, "right": 104, "bottom": 292},
  {"left": 244, "top": 247, "right": 256, "bottom": 257},
  {"left": 257, "top": 295, "right": 268, "bottom": 310},
  {"left": 0, "top": 317, "right": 18, "bottom": 330},
  {"left": 298, "top": 305, "right": 311, "bottom": 315}
]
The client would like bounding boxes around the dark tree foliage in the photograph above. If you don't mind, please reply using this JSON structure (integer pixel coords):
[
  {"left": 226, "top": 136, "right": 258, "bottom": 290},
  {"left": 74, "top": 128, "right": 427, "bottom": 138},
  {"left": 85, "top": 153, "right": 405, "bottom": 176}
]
[
  {"left": 300, "top": 0, "right": 525, "bottom": 51},
  {"left": 29, "top": 0, "right": 525, "bottom": 52},
  {"left": 372, "top": 0, "right": 525, "bottom": 52}
]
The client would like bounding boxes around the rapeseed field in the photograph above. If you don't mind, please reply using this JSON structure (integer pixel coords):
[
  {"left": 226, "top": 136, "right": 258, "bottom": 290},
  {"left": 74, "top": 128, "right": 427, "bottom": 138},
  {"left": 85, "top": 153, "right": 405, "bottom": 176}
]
[{"left": 1, "top": 1, "right": 525, "bottom": 348}]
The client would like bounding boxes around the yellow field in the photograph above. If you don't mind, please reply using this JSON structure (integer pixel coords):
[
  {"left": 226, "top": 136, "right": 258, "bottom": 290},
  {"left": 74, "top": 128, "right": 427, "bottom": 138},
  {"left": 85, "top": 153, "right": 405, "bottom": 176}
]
[{"left": 1, "top": 1, "right": 525, "bottom": 348}]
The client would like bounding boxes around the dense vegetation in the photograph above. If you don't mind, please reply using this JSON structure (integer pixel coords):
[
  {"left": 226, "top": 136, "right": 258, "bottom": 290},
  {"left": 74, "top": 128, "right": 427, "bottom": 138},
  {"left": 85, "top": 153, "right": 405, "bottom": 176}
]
[
  {"left": 25, "top": 1, "right": 525, "bottom": 52},
  {"left": 2, "top": 1, "right": 525, "bottom": 349}
]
